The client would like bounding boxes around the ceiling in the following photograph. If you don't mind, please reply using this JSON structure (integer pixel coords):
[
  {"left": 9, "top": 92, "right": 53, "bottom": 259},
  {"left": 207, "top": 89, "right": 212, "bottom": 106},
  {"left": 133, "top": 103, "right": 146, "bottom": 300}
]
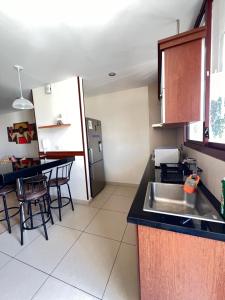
[{"left": 0, "top": 0, "right": 202, "bottom": 113}]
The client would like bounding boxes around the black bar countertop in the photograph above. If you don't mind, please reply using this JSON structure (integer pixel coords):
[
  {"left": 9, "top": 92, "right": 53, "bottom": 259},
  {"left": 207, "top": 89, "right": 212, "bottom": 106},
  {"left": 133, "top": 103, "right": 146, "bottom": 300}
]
[
  {"left": 0, "top": 157, "right": 75, "bottom": 186},
  {"left": 127, "top": 157, "right": 225, "bottom": 242}
]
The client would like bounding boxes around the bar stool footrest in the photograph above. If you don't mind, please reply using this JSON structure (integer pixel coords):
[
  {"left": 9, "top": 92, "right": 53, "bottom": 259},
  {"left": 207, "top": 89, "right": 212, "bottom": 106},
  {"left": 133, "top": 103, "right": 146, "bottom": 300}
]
[
  {"left": 0, "top": 206, "right": 20, "bottom": 221},
  {"left": 50, "top": 197, "right": 72, "bottom": 209},
  {"left": 22, "top": 211, "right": 51, "bottom": 230}
]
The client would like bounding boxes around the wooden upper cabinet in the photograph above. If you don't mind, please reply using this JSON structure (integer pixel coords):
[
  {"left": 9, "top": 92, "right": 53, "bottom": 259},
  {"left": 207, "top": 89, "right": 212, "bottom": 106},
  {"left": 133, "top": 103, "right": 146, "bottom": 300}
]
[{"left": 158, "top": 27, "right": 206, "bottom": 124}]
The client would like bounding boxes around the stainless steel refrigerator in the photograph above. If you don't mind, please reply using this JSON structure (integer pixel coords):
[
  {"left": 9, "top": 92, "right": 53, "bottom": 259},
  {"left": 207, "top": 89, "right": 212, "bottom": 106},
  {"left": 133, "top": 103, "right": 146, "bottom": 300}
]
[{"left": 86, "top": 118, "right": 105, "bottom": 197}]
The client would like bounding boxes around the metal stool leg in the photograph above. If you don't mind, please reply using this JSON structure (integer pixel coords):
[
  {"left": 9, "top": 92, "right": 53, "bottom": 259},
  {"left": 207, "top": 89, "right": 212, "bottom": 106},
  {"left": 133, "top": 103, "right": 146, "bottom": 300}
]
[
  {"left": 43, "top": 197, "right": 47, "bottom": 213},
  {"left": 19, "top": 203, "right": 24, "bottom": 245},
  {"left": 67, "top": 183, "right": 74, "bottom": 211},
  {"left": 29, "top": 202, "right": 33, "bottom": 228},
  {"left": 46, "top": 195, "right": 54, "bottom": 225},
  {"left": 39, "top": 202, "right": 48, "bottom": 241},
  {"left": 2, "top": 195, "right": 11, "bottom": 234},
  {"left": 57, "top": 186, "right": 62, "bottom": 221}
]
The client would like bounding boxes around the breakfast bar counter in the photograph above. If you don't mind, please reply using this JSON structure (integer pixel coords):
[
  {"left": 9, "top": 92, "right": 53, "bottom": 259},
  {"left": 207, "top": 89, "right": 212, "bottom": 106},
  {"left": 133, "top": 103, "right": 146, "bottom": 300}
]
[{"left": 0, "top": 156, "right": 75, "bottom": 186}]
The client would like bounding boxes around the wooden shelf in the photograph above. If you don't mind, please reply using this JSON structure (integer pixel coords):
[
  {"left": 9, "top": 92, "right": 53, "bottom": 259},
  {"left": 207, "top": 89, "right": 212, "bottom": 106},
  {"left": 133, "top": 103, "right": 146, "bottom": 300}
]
[
  {"left": 152, "top": 122, "right": 186, "bottom": 128},
  {"left": 38, "top": 124, "right": 71, "bottom": 129},
  {"left": 152, "top": 123, "right": 163, "bottom": 128}
]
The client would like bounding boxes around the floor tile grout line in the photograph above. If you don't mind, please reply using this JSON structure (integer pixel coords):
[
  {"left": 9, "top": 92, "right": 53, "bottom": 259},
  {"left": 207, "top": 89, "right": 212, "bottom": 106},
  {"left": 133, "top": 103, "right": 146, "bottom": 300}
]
[
  {"left": 1, "top": 225, "right": 84, "bottom": 277},
  {"left": 49, "top": 230, "right": 83, "bottom": 275},
  {"left": 53, "top": 222, "right": 84, "bottom": 232},
  {"left": 14, "top": 224, "right": 54, "bottom": 257},
  {"left": 82, "top": 230, "right": 124, "bottom": 244},
  {"left": 11, "top": 256, "right": 51, "bottom": 276},
  {"left": 121, "top": 240, "right": 137, "bottom": 246},
  {"left": 100, "top": 207, "right": 130, "bottom": 214},
  {"left": 0, "top": 249, "right": 14, "bottom": 259},
  {"left": 101, "top": 222, "right": 128, "bottom": 299},
  {"left": 0, "top": 185, "right": 136, "bottom": 300},
  {"left": 3, "top": 239, "right": 100, "bottom": 300},
  {"left": 99, "top": 185, "right": 138, "bottom": 298},
  {"left": 0, "top": 253, "right": 14, "bottom": 272},
  {"left": 0, "top": 250, "right": 99, "bottom": 300},
  {"left": 0, "top": 228, "right": 43, "bottom": 258},
  {"left": 15, "top": 226, "right": 82, "bottom": 270},
  {"left": 1, "top": 256, "right": 52, "bottom": 300},
  {"left": 53, "top": 202, "right": 100, "bottom": 233},
  {"left": 85, "top": 187, "right": 134, "bottom": 245},
  {"left": 99, "top": 189, "right": 134, "bottom": 213},
  {"left": 90, "top": 190, "right": 115, "bottom": 209},
  {"left": 49, "top": 273, "right": 101, "bottom": 299},
  {"left": 0, "top": 187, "right": 134, "bottom": 257},
  {"left": 11, "top": 246, "right": 100, "bottom": 299},
  {"left": 30, "top": 274, "right": 50, "bottom": 300},
  {"left": 82, "top": 206, "right": 102, "bottom": 232},
  {"left": 47, "top": 187, "right": 126, "bottom": 299},
  {"left": 0, "top": 207, "right": 123, "bottom": 274}
]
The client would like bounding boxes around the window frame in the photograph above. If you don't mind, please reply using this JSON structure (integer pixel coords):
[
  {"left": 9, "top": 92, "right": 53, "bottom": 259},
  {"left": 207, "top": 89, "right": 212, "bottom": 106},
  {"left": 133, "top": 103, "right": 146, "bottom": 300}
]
[{"left": 184, "top": 0, "right": 225, "bottom": 161}]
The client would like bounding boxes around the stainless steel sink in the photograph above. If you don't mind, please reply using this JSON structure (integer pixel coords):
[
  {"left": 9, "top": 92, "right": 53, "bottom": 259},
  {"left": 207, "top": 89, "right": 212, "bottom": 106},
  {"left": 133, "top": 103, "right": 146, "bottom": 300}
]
[{"left": 143, "top": 182, "right": 225, "bottom": 224}]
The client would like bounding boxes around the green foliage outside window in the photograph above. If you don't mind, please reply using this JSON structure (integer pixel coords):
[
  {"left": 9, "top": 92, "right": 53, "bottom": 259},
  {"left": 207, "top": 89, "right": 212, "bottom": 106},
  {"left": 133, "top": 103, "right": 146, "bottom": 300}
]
[{"left": 210, "top": 97, "right": 225, "bottom": 138}]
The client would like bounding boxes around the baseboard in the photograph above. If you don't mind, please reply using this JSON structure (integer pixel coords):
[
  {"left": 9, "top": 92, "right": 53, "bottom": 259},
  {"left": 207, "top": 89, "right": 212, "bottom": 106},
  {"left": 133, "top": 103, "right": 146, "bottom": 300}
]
[
  {"left": 74, "top": 199, "right": 91, "bottom": 205},
  {"left": 50, "top": 193, "right": 91, "bottom": 205},
  {"left": 106, "top": 181, "right": 139, "bottom": 188}
]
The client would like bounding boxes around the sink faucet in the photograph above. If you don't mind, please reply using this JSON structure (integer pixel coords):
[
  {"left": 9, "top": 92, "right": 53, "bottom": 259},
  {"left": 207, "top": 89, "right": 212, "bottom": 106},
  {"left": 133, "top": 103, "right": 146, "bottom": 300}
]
[{"left": 182, "top": 158, "right": 198, "bottom": 176}]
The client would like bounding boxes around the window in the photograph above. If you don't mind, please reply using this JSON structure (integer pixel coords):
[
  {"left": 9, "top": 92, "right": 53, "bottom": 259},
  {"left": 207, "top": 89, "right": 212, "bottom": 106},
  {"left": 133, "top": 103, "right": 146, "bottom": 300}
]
[
  {"left": 209, "top": 72, "right": 225, "bottom": 143},
  {"left": 188, "top": 121, "right": 204, "bottom": 142},
  {"left": 209, "top": 0, "right": 225, "bottom": 144},
  {"left": 187, "top": 0, "right": 225, "bottom": 149}
]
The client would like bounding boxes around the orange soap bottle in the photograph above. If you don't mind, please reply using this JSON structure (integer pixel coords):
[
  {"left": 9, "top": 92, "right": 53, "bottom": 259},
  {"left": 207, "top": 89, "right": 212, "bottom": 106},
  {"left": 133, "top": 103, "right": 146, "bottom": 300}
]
[{"left": 183, "top": 174, "right": 200, "bottom": 194}]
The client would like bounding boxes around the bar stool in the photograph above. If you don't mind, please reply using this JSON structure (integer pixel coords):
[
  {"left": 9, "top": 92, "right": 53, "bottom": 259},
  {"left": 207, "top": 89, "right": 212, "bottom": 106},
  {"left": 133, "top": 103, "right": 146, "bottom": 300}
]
[
  {"left": 17, "top": 170, "right": 54, "bottom": 245},
  {"left": 0, "top": 185, "right": 19, "bottom": 233},
  {"left": 49, "top": 162, "right": 74, "bottom": 221}
]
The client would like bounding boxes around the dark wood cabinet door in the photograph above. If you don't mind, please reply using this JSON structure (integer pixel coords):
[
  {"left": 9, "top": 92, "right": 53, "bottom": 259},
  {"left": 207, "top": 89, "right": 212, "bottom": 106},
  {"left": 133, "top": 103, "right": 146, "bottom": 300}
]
[
  {"left": 158, "top": 27, "right": 206, "bottom": 124},
  {"left": 164, "top": 38, "right": 202, "bottom": 123}
]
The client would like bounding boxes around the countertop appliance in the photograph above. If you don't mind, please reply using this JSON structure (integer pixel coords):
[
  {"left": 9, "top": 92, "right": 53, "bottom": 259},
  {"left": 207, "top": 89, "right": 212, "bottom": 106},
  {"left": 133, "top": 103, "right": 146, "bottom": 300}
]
[
  {"left": 86, "top": 118, "right": 105, "bottom": 197},
  {"left": 154, "top": 147, "right": 180, "bottom": 167},
  {"left": 159, "top": 163, "right": 190, "bottom": 184},
  {"left": 155, "top": 162, "right": 202, "bottom": 184}
]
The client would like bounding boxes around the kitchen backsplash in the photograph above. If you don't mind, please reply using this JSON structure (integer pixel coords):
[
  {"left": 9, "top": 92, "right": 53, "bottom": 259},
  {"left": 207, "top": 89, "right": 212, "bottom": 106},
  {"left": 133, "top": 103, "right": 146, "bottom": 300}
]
[{"left": 184, "top": 146, "right": 225, "bottom": 202}]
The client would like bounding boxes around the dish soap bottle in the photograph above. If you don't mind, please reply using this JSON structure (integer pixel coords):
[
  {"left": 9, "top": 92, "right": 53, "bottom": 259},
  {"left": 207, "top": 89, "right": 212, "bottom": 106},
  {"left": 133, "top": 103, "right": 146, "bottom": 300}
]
[
  {"left": 221, "top": 179, "right": 225, "bottom": 217},
  {"left": 183, "top": 174, "right": 200, "bottom": 194},
  {"left": 183, "top": 174, "right": 200, "bottom": 207}
]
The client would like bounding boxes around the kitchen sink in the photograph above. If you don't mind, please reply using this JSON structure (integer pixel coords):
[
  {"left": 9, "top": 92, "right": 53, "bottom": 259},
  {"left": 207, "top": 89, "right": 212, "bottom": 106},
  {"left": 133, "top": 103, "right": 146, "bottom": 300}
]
[{"left": 143, "top": 182, "right": 225, "bottom": 224}]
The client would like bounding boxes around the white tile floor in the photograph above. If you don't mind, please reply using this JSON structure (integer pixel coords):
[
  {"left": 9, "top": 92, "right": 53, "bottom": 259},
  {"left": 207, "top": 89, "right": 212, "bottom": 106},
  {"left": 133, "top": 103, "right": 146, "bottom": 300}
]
[{"left": 0, "top": 185, "right": 140, "bottom": 300}]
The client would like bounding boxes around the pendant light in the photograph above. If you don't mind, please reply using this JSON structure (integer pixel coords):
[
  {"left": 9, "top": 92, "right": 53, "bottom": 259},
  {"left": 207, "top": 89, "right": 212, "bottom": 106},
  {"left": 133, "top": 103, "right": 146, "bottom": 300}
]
[{"left": 12, "top": 65, "right": 34, "bottom": 110}]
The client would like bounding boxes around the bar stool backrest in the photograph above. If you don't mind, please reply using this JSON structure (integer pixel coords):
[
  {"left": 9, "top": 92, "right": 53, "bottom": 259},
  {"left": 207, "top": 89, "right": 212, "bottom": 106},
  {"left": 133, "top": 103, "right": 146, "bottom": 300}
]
[
  {"left": 56, "top": 162, "right": 73, "bottom": 181},
  {"left": 18, "top": 169, "right": 52, "bottom": 201}
]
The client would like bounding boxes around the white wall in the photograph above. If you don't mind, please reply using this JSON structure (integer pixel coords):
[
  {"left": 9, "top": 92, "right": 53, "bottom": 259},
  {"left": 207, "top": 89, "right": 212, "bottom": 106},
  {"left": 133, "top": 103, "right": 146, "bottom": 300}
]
[
  {"left": 32, "top": 77, "right": 89, "bottom": 201},
  {"left": 32, "top": 77, "right": 83, "bottom": 152},
  {"left": 147, "top": 83, "right": 179, "bottom": 177},
  {"left": 148, "top": 83, "right": 179, "bottom": 155},
  {"left": 0, "top": 110, "right": 39, "bottom": 159},
  {"left": 85, "top": 86, "right": 150, "bottom": 184}
]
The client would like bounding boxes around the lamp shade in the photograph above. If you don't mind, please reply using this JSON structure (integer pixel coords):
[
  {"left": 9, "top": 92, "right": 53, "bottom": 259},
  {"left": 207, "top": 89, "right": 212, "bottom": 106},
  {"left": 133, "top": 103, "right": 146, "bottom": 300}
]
[{"left": 12, "top": 97, "right": 34, "bottom": 110}]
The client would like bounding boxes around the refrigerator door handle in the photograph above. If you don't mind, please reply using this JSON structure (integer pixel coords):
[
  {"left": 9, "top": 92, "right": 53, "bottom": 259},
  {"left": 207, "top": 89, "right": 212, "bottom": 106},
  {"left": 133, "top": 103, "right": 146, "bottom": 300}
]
[
  {"left": 98, "top": 141, "right": 102, "bottom": 152},
  {"left": 89, "top": 148, "right": 94, "bottom": 164}
]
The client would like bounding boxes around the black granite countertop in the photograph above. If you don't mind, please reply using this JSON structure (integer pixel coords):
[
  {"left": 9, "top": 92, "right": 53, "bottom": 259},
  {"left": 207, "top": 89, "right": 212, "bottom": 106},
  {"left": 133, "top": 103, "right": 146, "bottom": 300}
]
[{"left": 127, "top": 157, "right": 225, "bottom": 242}]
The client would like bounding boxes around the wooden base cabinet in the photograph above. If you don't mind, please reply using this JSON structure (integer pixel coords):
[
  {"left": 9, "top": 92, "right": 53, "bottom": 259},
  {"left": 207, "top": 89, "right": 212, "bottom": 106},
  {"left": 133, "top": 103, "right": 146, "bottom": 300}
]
[{"left": 138, "top": 225, "right": 225, "bottom": 300}]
